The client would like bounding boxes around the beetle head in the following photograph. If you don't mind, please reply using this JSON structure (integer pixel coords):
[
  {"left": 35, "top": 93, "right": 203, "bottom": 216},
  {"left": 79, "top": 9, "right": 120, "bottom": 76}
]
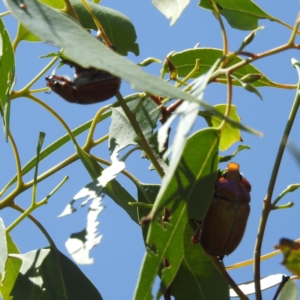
[{"left": 45, "top": 75, "right": 76, "bottom": 103}]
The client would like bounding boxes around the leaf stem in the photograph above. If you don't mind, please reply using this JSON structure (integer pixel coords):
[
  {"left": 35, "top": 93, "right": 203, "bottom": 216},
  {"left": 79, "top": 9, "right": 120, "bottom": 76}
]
[
  {"left": 10, "top": 57, "right": 59, "bottom": 98},
  {"left": 84, "top": 104, "right": 111, "bottom": 149},
  {"left": 8, "top": 130, "right": 23, "bottom": 191}
]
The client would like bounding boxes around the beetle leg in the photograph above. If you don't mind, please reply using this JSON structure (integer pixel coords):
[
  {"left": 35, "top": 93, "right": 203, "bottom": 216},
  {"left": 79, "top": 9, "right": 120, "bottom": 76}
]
[{"left": 191, "top": 222, "right": 202, "bottom": 245}]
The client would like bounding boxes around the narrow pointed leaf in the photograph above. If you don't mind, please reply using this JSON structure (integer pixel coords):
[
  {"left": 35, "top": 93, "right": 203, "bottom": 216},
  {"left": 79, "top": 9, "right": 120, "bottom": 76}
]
[
  {"left": 0, "top": 18, "right": 15, "bottom": 140},
  {"left": 201, "top": 104, "right": 241, "bottom": 151},
  {"left": 170, "top": 223, "right": 229, "bottom": 300},
  {"left": 5, "top": 0, "right": 249, "bottom": 128},
  {"left": 10, "top": 248, "right": 103, "bottom": 300},
  {"left": 109, "top": 98, "right": 160, "bottom": 159},
  {"left": 0, "top": 218, "right": 7, "bottom": 282},
  {"left": 134, "top": 128, "right": 219, "bottom": 299}
]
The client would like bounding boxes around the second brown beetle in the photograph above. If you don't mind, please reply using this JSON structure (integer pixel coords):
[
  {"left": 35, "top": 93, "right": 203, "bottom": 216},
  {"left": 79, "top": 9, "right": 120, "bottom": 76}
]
[{"left": 46, "top": 60, "right": 121, "bottom": 104}]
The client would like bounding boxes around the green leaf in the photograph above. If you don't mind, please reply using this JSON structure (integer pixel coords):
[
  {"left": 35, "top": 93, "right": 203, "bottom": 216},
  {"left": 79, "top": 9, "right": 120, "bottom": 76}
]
[
  {"left": 5, "top": 0, "right": 260, "bottom": 136},
  {"left": 109, "top": 98, "right": 160, "bottom": 159},
  {"left": 199, "top": 0, "right": 275, "bottom": 30},
  {"left": 134, "top": 128, "right": 219, "bottom": 299},
  {"left": 10, "top": 248, "right": 103, "bottom": 300},
  {"left": 1, "top": 233, "right": 21, "bottom": 300},
  {"left": 201, "top": 104, "right": 241, "bottom": 151},
  {"left": 279, "top": 279, "right": 299, "bottom": 300},
  {"left": 152, "top": 0, "right": 189, "bottom": 26},
  {"left": 162, "top": 48, "right": 275, "bottom": 87},
  {"left": 0, "top": 218, "right": 7, "bottom": 282},
  {"left": 70, "top": 0, "right": 139, "bottom": 56},
  {"left": 170, "top": 223, "right": 229, "bottom": 300},
  {"left": 0, "top": 18, "right": 15, "bottom": 140},
  {"left": 219, "top": 144, "right": 250, "bottom": 162}
]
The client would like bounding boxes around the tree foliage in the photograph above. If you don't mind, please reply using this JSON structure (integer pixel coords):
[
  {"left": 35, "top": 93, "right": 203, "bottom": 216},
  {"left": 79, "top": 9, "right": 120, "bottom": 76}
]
[{"left": 0, "top": 0, "right": 300, "bottom": 299}]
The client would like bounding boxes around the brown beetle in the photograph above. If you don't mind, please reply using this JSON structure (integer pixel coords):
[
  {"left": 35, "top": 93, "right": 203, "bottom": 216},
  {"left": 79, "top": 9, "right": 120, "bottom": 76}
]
[
  {"left": 46, "top": 60, "right": 121, "bottom": 104},
  {"left": 193, "top": 162, "right": 251, "bottom": 257}
]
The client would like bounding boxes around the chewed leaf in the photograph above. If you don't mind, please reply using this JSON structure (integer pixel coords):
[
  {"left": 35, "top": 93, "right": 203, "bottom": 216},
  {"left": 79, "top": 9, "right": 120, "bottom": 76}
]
[
  {"left": 65, "top": 197, "right": 104, "bottom": 265},
  {"left": 229, "top": 274, "right": 289, "bottom": 297},
  {"left": 199, "top": 0, "right": 275, "bottom": 30},
  {"left": 275, "top": 238, "right": 300, "bottom": 275},
  {"left": 59, "top": 160, "right": 125, "bottom": 217},
  {"left": 161, "top": 48, "right": 276, "bottom": 87},
  {"left": 10, "top": 248, "right": 103, "bottom": 299},
  {"left": 201, "top": 104, "right": 241, "bottom": 151},
  {"left": 152, "top": 0, "right": 190, "bottom": 26}
]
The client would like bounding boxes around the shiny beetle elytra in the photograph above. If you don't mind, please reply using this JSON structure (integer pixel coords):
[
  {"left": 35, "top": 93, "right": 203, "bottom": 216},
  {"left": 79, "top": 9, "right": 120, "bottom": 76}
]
[
  {"left": 46, "top": 60, "right": 121, "bottom": 104},
  {"left": 197, "top": 162, "right": 251, "bottom": 257}
]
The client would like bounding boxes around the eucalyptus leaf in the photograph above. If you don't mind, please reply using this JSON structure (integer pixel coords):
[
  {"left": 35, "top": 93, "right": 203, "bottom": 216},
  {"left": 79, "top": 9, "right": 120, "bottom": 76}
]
[
  {"left": 201, "top": 104, "right": 242, "bottom": 151},
  {"left": 4, "top": 0, "right": 259, "bottom": 136},
  {"left": 109, "top": 98, "right": 160, "bottom": 160},
  {"left": 134, "top": 128, "right": 219, "bottom": 299},
  {"left": 170, "top": 223, "right": 229, "bottom": 300},
  {"left": 161, "top": 48, "right": 275, "bottom": 87},
  {"left": 0, "top": 233, "right": 21, "bottom": 300},
  {"left": 10, "top": 248, "right": 103, "bottom": 300},
  {"left": 199, "top": 0, "right": 276, "bottom": 30},
  {"left": 0, "top": 18, "right": 15, "bottom": 140}
]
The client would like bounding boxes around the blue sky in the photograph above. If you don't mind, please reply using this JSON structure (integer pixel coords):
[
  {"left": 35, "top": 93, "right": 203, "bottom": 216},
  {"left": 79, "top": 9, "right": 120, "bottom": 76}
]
[{"left": 1, "top": 0, "right": 300, "bottom": 299}]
